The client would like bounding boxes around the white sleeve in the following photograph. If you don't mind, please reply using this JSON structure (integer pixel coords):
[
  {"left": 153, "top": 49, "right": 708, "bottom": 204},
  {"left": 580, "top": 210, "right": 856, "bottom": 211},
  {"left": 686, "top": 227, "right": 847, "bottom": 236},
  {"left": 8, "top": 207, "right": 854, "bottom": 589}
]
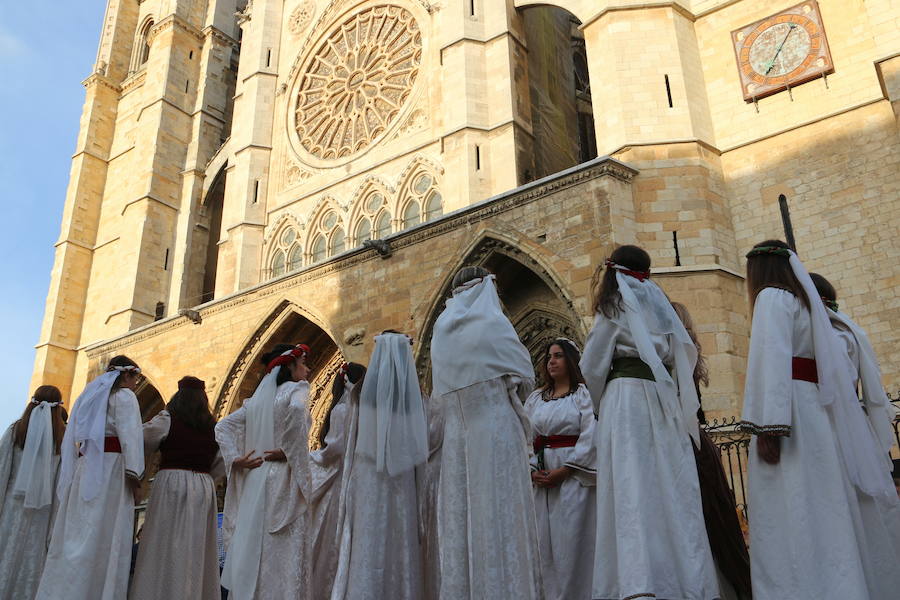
[
  {"left": 280, "top": 382, "right": 312, "bottom": 500},
  {"left": 740, "top": 288, "right": 795, "bottom": 437},
  {"left": 0, "top": 424, "right": 15, "bottom": 511},
  {"left": 523, "top": 391, "right": 541, "bottom": 471},
  {"left": 113, "top": 389, "right": 145, "bottom": 479},
  {"left": 581, "top": 315, "right": 618, "bottom": 415},
  {"left": 142, "top": 410, "right": 171, "bottom": 456},
  {"left": 564, "top": 385, "right": 597, "bottom": 485},
  {"left": 215, "top": 405, "right": 247, "bottom": 480}
]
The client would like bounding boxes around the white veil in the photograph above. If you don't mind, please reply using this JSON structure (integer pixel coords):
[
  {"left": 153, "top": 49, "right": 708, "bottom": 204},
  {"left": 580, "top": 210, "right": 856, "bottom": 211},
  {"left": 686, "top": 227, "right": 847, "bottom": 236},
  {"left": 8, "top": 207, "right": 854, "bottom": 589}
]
[
  {"left": 786, "top": 252, "right": 895, "bottom": 499},
  {"left": 357, "top": 333, "right": 428, "bottom": 476},
  {"left": 221, "top": 345, "right": 307, "bottom": 598},
  {"left": 57, "top": 365, "right": 139, "bottom": 502},
  {"left": 829, "top": 309, "right": 895, "bottom": 459},
  {"left": 13, "top": 398, "right": 60, "bottom": 509},
  {"left": 607, "top": 265, "right": 700, "bottom": 443},
  {"left": 431, "top": 275, "right": 535, "bottom": 397}
]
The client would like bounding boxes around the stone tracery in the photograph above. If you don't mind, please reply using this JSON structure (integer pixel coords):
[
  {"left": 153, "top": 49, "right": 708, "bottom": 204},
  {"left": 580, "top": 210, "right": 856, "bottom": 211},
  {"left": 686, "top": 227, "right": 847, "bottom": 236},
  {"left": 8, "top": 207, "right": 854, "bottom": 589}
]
[{"left": 293, "top": 4, "right": 422, "bottom": 161}]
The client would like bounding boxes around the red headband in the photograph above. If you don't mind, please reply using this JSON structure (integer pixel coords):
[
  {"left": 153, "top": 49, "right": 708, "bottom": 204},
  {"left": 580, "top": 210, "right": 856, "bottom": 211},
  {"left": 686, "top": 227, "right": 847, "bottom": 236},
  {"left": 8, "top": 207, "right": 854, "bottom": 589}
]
[
  {"left": 605, "top": 259, "right": 650, "bottom": 282},
  {"left": 178, "top": 377, "right": 206, "bottom": 391},
  {"left": 266, "top": 344, "right": 311, "bottom": 373}
]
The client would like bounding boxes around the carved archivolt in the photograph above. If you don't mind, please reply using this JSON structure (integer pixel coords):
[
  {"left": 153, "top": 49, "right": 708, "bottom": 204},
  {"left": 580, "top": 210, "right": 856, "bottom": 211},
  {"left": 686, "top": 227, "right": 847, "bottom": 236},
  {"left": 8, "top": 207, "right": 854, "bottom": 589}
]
[{"left": 293, "top": 4, "right": 422, "bottom": 162}]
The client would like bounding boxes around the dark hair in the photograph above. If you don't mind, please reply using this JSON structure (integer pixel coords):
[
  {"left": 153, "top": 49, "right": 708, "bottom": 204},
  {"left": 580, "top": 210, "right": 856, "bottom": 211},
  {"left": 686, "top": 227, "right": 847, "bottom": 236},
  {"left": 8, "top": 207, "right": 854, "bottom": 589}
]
[
  {"left": 322, "top": 362, "right": 367, "bottom": 440},
  {"left": 108, "top": 355, "right": 140, "bottom": 389},
  {"left": 671, "top": 302, "right": 709, "bottom": 388},
  {"left": 451, "top": 265, "right": 490, "bottom": 289},
  {"left": 745, "top": 240, "right": 809, "bottom": 311},
  {"left": 260, "top": 343, "right": 299, "bottom": 386},
  {"left": 167, "top": 377, "right": 215, "bottom": 431},
  {"left": 591, "top": 245, "right": 651, "bottom": 318},
  {"left": 539, "top": 339, "right": 585, "bottom": 395},
  {"left": 809, "top": 272, "right": 837, "bottom": 302},
  {"left": 14, "top": 385, "right": 66, "bottom": 453}
]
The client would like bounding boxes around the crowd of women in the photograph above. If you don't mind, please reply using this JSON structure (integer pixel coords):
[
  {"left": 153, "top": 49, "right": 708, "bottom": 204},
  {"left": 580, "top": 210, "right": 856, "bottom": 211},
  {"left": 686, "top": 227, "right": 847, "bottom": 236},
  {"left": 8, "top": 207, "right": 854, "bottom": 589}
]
[{"left": 1, "top": 239, "right": 899, "bottom": 600}]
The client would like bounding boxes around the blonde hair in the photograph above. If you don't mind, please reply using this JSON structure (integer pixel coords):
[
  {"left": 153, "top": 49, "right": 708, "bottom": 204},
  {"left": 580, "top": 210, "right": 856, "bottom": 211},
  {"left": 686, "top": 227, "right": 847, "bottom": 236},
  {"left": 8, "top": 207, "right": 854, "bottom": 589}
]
[{"left": 671, "top": 302, "right": 709, "bottom": 388}]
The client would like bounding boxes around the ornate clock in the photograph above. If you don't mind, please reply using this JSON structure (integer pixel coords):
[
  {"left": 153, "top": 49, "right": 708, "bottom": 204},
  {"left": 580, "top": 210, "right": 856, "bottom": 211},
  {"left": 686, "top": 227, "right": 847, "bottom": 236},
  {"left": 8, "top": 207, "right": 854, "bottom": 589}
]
[{"left": 731, "top": 1, "right": 834, "bottom": 102}]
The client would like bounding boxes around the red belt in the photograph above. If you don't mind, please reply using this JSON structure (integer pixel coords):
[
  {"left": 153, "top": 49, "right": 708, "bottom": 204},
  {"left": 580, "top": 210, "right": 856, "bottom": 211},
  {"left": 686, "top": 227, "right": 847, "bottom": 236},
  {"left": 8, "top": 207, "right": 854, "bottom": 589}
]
[
  {"left": 79, "top": 436, "right": 122, "bottom": 456},
  {"left": 792, "top": 357, "right": 818, "bottom": 383},
  {"left": 533, "top": 435, "right": 579, "bottom": 454}
]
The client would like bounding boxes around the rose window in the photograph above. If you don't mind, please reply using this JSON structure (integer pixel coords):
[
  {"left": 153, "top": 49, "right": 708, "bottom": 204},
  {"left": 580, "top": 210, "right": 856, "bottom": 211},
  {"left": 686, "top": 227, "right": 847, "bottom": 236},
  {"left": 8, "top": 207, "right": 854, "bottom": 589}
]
[{"left": 293, "top": 5, "right": 422, "bottom": 162}]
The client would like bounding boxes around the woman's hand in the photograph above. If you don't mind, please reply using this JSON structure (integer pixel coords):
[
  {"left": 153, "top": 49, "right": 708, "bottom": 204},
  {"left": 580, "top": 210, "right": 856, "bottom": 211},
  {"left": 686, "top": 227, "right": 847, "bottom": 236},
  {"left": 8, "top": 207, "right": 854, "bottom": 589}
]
[
  {"left": 757, "top": 434, "right": 781, "bottom": 465},
  {"left": 233, "top": 451, "right": 264, "bottom": 470},
  {"left": 531, "top": 467, "right": 571, "bottom": 488},
  {"left": 263, "top": 448, "right": 287, "bottom": 462}
]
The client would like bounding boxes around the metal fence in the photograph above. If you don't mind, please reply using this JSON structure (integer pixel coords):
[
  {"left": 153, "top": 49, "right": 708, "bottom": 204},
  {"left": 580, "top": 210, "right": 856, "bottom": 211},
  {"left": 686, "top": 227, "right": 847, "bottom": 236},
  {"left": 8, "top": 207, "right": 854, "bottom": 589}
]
[{"left": 704, "top": 390, "right": 900, "bottom": 521}]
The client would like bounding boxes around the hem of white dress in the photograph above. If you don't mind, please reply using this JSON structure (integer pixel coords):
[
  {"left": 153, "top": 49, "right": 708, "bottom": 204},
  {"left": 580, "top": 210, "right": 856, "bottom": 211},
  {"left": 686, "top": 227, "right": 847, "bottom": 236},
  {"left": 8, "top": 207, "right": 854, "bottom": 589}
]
[{"left": 565, "top": 461, "right": 596, "bottom": 474}]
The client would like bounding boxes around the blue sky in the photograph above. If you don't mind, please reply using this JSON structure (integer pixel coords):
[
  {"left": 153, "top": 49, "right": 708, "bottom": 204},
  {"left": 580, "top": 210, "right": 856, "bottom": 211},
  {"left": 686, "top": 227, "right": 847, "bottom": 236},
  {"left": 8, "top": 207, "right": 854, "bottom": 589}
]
[{"left": 0, "top": 1, "right": 107, "bottom": 429}]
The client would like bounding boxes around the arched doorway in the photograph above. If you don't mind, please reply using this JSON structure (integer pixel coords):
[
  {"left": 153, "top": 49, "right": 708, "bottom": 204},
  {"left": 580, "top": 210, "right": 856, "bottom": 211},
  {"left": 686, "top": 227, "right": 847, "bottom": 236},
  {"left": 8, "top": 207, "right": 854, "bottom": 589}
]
[
  {"left": 136, "top": 377, "right": 164, "bottom": 423},
  {"left": 214, "top": 301, "right": 343, "bottom": 449},
  {"left": 416, "top": 237, "right": 584, "bottom": 391}
]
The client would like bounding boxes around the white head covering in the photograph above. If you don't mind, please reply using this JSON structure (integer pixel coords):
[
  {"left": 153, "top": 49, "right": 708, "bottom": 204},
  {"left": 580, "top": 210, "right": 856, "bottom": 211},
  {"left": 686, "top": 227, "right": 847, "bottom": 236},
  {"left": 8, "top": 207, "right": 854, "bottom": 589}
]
[
  {"left": 357, "top": 332, "right": 428, "bottom": 476},
  {"left": 13, "top": 398, "right": 61, "bottom": 509},
  {"left": 431, "top": 275, "right": 535, "bottom": 396},
  {"left": 828, "top": 308, "right": 895, "bottom": 459},
  {"left": 57, "top": 365, "right": 140, "bottom": 502},
  {"left": 785, "top": 252, "right": 895, "bottom": 498},
  {"left": 585, "top": 264, "right": 701, "bottom": 443},
  {"left": 221, "top": 345, "right": 308, "bottom": 599}
]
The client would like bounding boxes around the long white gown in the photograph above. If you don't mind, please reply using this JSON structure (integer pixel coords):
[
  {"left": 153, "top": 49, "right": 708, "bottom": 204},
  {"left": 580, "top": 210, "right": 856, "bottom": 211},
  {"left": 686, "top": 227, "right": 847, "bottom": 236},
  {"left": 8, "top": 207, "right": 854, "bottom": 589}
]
[
  {"left": 0, "top": 424, "right": 60, "bottom": 600},
  {"left": 418, "top": 394, "right": 444, "bottom": 600},
  {"left": 129, "top": 411, "right": 224, "bottom": 600},
  {"left": 741, "top": 288, "right": 872, "bottom": 599},
  {"left": 35, "top": 388, "right": 144, "bottom": 600},
  {"left": 582, "top": 317, "right": 719, "bottom": 600},
  {"left": 216, "top": 381, "right": 310, "bottom": 599},
  {"left": 525, "top": 384, "right": 596, "bottom": 600},
  {"left": 437, "top": 375, "right": 544, "bottom": 600},
  {"left": 830, "top": 311, "right": 900, "bottom": 599},
  {"left": 299, "top": 389, "right": 343, "bottom": 600},
  {"left": 330, "top": 386, "right": 426, "bottom": 600}
]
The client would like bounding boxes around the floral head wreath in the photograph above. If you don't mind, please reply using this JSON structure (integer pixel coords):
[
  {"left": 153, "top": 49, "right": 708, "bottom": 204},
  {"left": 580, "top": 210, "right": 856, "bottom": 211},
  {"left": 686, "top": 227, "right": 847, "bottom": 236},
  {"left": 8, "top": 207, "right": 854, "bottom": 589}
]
[
  {"left": 553, "top": 337, "right": 581, "bottom": 354},
  {"left": 745, "top": 245, "right": 792, "bottom": 259},
  {"left": 822, "top": 297, "right": 839, "bottom": 312},
  {"left": 30, "top": 397, "right": 62, "bottom": 407},
  {"left": 266, "top": 344, "right": 311, "bottom": 373},
  {"left": 605, "top": 258, "right": 651, "bottom": 282}
]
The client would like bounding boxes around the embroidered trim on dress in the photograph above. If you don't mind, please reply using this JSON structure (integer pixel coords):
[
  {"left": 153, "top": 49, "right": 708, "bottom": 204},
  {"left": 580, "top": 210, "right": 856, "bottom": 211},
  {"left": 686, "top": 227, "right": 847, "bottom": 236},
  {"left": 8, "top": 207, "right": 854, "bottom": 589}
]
[
  {"left": 738, "top": 421, "right": 792, "bottom": 437},
  {"left": 541, "top": 387, "right": 579, "bottom": 402},
  {"left": 564, "top": 461, "right": 596, "bottom": 474}
]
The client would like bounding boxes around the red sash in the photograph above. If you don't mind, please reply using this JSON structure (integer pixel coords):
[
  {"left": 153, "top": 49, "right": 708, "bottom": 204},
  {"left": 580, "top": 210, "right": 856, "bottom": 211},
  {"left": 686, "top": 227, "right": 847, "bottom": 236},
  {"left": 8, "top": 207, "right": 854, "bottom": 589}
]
[
  {"left": 792, "top": 357, "right": 818, "bottom": 384},
  {"left": 79, "top": 436, "right": 121, "bottom": 456},
  {"left": 533, "top": 434, "right": 579, "bottom": 454}
]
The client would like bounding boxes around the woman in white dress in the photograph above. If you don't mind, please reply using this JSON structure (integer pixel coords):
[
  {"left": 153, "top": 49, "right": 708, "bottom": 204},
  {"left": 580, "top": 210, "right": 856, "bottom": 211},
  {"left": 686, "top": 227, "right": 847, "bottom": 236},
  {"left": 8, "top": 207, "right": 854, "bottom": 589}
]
[
  {"left": 810, "top": 271, "right": 900, "bottom": 599},
  {"left": 431, "top": 266, "right": 543, "bottom": 600},
  {"left": 740, "top": 241, "right": 897, "bottom": 600},
  {"left": 306, "top": 362, "right": 365, "bottom": 600},
  {"left": 525, "top": 338, "right": 596, "bottom": 600},
  {"left": 130, "top": 376, "right": 224, "bottom": 600},
  {"left": 36, "top": 355, "right": 145, "bottom": 600},
  {"left": 0, "top": 385, "right": 65, "bottom": 600},
  {"left": 215, "top": 343, "right": 313, "bottom": 600},
  {"left": 580, "top": 245, "right": 719, "bottom": 600},
  {"left": 331, "top": 332, "right": 428, "bottom": 600}
]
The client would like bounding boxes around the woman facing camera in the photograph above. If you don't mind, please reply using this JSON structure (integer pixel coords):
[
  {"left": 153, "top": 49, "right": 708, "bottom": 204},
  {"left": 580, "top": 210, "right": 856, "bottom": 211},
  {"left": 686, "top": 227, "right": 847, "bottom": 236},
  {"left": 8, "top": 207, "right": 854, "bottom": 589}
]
[
  {"left": 130, "top": 376, "right": 224, "bottom": 600},
  {"left": 0, "top": 385, "right": 66, "bottom": 600},
  {"left": 525, "top": 338, "right": 596, "bottom": 600}
]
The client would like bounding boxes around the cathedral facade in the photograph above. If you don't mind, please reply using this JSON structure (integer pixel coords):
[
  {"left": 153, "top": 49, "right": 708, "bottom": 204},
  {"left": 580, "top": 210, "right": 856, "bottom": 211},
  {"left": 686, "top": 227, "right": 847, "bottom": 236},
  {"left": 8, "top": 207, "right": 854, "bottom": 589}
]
[{"left": 33, "top": 0, "right": 900, "bottom": 436}]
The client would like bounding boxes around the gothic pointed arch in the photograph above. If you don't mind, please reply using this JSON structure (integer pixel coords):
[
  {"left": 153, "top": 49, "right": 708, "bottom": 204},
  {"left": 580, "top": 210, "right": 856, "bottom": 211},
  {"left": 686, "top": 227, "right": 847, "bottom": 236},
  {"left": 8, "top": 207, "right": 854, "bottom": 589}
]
[
  {"left": 415, "top": 233, "right": 583, "bottom": 390},
  {"left": 264, "top": 212, "right": 305, "bottom": 278},
  {"left": 348, "top": 176, "right": 394, "bottom": 246},
  {"left": 393, "top": 156, "right": 444, "bottom": 226},
  {"left": 306, "top": 196, "right": 347, "bottom": 262},
  {"left": 196, "top": 166, "right": 227, "bottom": 303},
  {"left": 135, "top": 374, "right": 165, "bottom": 422},
  {"left": 213, "top": 300, "right": 343, "bottom": 449}
]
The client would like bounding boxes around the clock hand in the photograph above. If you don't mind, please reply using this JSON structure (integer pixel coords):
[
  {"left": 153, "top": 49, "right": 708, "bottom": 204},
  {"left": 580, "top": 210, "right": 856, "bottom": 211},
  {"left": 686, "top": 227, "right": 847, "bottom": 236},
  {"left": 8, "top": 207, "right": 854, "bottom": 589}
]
[{"left": 765, "top": 24, "right": 797, "bottom": 75}]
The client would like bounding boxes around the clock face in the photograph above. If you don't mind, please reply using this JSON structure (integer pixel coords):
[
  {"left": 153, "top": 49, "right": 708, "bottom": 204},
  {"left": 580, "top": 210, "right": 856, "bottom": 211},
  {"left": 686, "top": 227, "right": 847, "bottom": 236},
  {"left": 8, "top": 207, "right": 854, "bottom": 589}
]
[
  {"left": 748, "top": 22, "right": 812, "bottom": 77},
  {"left": 731, "top": 1, "right": 833, "bottom": 102}
]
